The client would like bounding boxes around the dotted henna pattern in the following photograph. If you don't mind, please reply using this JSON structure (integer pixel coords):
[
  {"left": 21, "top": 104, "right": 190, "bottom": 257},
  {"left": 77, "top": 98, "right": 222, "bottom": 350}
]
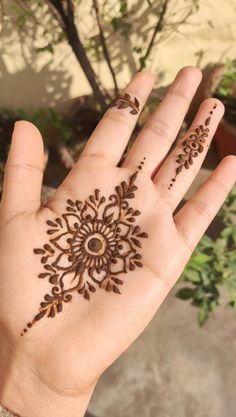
[
  {"left": 22, "top": 161, "right": 147, "bottom": 335},
  {"left": 168, "top": 103, "right": 217, "bottom": 189},
  {"left": 109, "top": 93, "right": 140, "bottom": 115}
]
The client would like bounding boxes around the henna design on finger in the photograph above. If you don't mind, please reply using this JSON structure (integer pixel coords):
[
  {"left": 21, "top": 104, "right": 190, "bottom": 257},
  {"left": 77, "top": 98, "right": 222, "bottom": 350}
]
[
  {"left": 21, "top": 160, "right": 147, "bottom": 335},
  {"left": 109, "top": 93, "right": 140, "bottom": 115},
  {"left": 168, "top": 103, "right": 217, "bottom": 189}
]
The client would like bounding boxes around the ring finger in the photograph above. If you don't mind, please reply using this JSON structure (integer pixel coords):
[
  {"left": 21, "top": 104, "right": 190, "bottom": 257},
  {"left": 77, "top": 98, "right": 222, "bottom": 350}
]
[{"left": 153, "top": 98, "right": 225, "bottom": 210}]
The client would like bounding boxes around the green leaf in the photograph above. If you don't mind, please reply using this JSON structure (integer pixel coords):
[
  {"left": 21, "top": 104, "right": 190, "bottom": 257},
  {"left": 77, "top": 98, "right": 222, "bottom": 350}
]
[
  {"left": 194, "top": 286, "right": 207, "bottom": 300},
  {"left": 185, "top": 270, "right": 202, "bottom": 283},
  {"left": 198, "top": 308, "right": 209, "bottom": 326},
  {"left": 119, "top": 0, "right": 128, "bottom": 14},
  {"left": 139, "top": 56, "right": 146, "bottom": 69},
  {"left": 36, "top": 44, "right": 54, "bottom": 54},
  {"left": 193, "top": 254, "right": 211, "bottom": 264},
  {"left": 217, "top": 86, "right": 229, "bottom": 97},
  {"left": 176, "top": 287, "right": 195, "bottom": 300},
  {"left": 221, "top": 227, "right": 233, "bottom": 238},
  {"left": 200, "top": 235, "right": 214, "bottom": 248},
  {"left": 188, "top": 253, "right": 211, "bottom": 271}
]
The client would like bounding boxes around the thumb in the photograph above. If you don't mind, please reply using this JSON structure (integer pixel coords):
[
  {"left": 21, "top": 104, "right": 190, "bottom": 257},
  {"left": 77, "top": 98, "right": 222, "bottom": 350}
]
[{"left": 1, "top": 121, "right": 45, "bottom": 215}]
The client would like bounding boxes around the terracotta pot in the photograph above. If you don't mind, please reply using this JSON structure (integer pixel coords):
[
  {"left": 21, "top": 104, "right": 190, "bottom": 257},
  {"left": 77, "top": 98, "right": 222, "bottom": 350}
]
[{"left": 202, "top": 64, "right": 236, "bottom": 159}]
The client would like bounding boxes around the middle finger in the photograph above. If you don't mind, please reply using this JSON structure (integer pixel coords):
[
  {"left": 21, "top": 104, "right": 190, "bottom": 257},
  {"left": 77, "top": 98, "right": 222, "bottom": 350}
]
[{"left": 123, "top": 66, "right": 202, "bottom": 176}]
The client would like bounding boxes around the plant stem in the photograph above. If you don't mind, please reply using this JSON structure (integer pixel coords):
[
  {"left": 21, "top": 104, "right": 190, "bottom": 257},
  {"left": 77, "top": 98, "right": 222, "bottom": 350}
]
[
  {"left": 48, "top": 0, "right": 109, "bottom": 112},
  {"left": 138, "top": 0, "right": 169, "bottom": 70},
  {"left": 0, "top": 0, "right": 4, "bottom": 35},
  {"left": 93, "top": 0, "right": 119, "bottom": 95}
]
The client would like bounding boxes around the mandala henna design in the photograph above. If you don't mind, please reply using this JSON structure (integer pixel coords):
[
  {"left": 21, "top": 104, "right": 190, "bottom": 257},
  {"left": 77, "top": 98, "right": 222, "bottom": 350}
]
[
  {"left": 168, "top": 103, "right": 217, "bottom": 189},
  {"left": 21, "top": 161, "right": 148, "bottom": 335},
  {"left": 109, "top": 93, "right": 140, "bottom": 115}
]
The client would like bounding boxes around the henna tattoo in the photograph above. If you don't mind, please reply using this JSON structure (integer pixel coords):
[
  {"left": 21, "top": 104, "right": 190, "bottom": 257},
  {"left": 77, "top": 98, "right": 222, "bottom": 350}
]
[
  {"left": 21, "top": 161, "right": 148, "bottom": 335},
  {"left": 109, "top": 93, "right": 140, "bottom": 115},
  {"left": 168, "top": 104, "right": 217, "bottom": 189}
]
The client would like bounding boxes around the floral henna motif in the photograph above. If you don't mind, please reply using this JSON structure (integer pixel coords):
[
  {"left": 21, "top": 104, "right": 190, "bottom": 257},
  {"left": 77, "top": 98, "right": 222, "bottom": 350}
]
[
  {"left": 168, "top": 103, "right": 217, "bottom": 189},
  {"left": 21, "top": 162, "right": 148, "bottom": 335},
  {"left": 109, "top": 93, "right": 140, "bottom": 115}
]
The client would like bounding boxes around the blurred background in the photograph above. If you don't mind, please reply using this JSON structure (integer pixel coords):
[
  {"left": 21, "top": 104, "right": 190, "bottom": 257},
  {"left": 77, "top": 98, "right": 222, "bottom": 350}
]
[{"left": 0, "top": 1, "right": 236, "bottom": 416}]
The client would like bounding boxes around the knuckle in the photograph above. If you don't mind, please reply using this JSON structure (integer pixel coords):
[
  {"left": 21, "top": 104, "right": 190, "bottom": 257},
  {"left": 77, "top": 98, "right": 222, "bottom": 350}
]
[
  {"left": 145, "top": 116, "right": 173, "bottom": 140},
  {"left": 168, "top": 90, "right": 190, "bottom": 104},
  {"left": 7, "top": 162, "right": 43, "bottom": 174},
  {"left": 80, "top": 152, "right": 114, "bottom": 165},
  {"left": 157, "top": 183, "right": 175, "bottom": 208},
  {"left": 190, "top": 198, "right": 215, "bottom": 220},
  {"left": 103, "top": 109, "right": 134, "bottom": 128},
  {"left": 208, "top": 176, "right": 231, "bottom": 194},
  {"left": 178, "top": 226, "right": 195, "bottom": 253}
]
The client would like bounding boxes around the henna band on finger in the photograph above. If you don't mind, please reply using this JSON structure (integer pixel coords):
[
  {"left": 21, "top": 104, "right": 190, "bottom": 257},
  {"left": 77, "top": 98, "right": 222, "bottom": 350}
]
[
  {"left": 168, "top": 103, "right": 217, "bottom": 189},
  {"left": 109, "top": 93, "right": 140, "bottom": 115}
]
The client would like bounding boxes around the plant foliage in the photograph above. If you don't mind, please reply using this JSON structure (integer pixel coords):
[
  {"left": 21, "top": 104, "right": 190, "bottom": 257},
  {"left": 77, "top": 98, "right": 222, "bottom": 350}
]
[
  {"left": 215, "top": 59, "right": 236, "bottom": 98},
  {"left": 1, "top": 0, "right": 200, "bottom": 110},
  {"left": 176, "top": 186, "right": 236, "bottom": 326}
]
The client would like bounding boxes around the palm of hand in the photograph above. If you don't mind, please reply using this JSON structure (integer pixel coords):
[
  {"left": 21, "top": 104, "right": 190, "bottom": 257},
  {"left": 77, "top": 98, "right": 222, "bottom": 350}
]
[
  {"left": 0, "top": 160, "right": 181, "bottom": 394},
  {"left": 0, "top": 68, "right": 235, "bottom": 403}
]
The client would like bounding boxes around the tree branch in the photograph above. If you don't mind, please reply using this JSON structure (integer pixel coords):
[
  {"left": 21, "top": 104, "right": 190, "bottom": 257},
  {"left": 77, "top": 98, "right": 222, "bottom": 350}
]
[
  {"left": 138, "top": 0, "right": 170, "bottom": 70},
  {"left": 0, "top": 0, "right": 4, "bottom": 36},
  {"left": 48, "top": 0, "right": 109, "bottom": 111},
  {"left": 44, "top": 0, "right": 66, "bottom": 29},
  {"left": 93, "top": 0, "right": 119, "bottom": 95}
]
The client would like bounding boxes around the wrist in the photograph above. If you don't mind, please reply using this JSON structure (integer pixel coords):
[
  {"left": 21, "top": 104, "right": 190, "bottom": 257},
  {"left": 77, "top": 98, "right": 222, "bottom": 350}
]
[
  {"left": 1, "top": 381, "right": 95, "bottom": 417},
  {"left": 0, "top": 338, "right": 96, "bottom": 417}
]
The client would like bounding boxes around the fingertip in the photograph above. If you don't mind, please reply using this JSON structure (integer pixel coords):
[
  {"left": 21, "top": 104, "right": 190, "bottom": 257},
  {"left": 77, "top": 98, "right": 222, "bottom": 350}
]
[
  {"left": 169, "top": 66, "right": 202, "bottom": 100},
  {"left": 201, "top": 97, "right": 225, "bottom": 118},
  {"left": 220, "top": 155, "right": 236, "bottom": 177},
  {"left": 139, "top": 68, "right": 156, "bottom": 78},
  {"left": 13, "top": 120, "right": 43, "bottom": 141},
  {"left": 178, "top": 66, "right": 202, "bottom": 82},
  {"left": 135, "top": 69, "right": 156, "bottom": 85},
  {"left": 11, "top": 120, "right": 45, "bottom": 158},
  {"left": 2, "top": 119, "right": 45, "bottom": 213},
  {"left": 213, "top": 98, "right": 225, "bottom": 117}
]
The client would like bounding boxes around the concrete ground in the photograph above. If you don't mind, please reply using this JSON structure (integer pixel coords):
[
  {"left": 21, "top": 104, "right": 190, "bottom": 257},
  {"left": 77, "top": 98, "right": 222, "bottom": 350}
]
[{"left": 88, "top": 289, "right": 236, "bottom": 417}]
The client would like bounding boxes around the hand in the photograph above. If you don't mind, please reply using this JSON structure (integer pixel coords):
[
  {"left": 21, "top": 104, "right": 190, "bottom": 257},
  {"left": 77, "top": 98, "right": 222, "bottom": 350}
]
[{"left": 0, "top": 67, "right": 235, "bottom": 417}]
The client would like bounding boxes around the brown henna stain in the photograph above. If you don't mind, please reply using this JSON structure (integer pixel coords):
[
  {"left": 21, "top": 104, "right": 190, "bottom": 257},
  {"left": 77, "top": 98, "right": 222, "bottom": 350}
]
[
  {"left": 168, "top": 104, "right": 217, "bottom": 189},
  {"left": 109, "top": 93, "right": 140, "bottom": 115},
  {"left": 21, "top": 161, "right": 148, "bottom": 335}
]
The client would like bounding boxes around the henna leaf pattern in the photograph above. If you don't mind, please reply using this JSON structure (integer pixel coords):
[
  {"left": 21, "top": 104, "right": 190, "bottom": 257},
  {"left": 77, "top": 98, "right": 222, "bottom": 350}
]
[
  {"left": 168, "top": 104, "right": 217, "bottom": 189},
  {"left": 22, "top": 164, "right": 148, "bottom": 334},
  {"left": 109, "top": 93, "right": 140, "bottom": 115}
]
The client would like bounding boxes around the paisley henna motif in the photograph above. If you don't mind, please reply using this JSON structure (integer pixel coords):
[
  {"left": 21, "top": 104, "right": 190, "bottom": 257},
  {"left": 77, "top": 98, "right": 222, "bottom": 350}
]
[
  {"left": 22, "top": 163, "right": 148, "bottom": 335},
  {"left": 168, "top": 104, "right": 217, "bottom": 189},
  {"left": 109, "top": 93, "right": 140, "bottom": 115}
]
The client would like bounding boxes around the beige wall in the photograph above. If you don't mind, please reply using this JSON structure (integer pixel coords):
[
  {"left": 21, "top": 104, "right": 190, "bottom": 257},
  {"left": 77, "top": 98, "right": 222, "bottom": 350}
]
[{"left": 0, "top": 0, "right": 236, "bottom": 110}]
